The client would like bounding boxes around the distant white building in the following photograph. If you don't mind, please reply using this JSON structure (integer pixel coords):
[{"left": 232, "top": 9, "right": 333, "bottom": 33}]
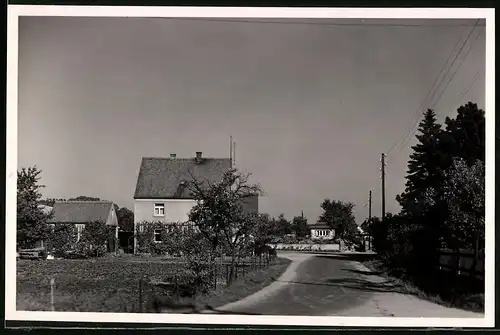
[{"left": 309, "top": 223, "right": 335, "bottom": 240}]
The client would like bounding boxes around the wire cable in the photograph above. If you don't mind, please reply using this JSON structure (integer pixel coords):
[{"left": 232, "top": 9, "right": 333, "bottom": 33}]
[
  {"left": 384, "top": 28, "right": 465, "bottom": 158},
  {"left": 431, "top": 29, "right": 482, "bottom": 110},
  {"left": 151, "top": 17, "right": 485, "bottom": 28},
  {"left": 388, "top": 20, "right": 480, "bottom": 160}
]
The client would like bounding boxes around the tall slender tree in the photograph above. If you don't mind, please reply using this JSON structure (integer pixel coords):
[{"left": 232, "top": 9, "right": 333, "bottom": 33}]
[{"left": 396, "top": 109, "right": 444, "bottom": 216}]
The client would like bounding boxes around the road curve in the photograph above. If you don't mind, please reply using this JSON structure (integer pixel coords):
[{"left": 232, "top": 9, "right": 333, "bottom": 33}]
[
  {"left": 209, "top": 252, "right": 376, "bottom": 315},
  {"left": 207, "top": 252, "right": 484, "bottom": 318}
]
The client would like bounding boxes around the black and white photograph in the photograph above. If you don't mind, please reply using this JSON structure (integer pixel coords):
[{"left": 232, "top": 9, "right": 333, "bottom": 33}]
[{"left": 6, "top": 5, "right": 495, "bottom": 328}]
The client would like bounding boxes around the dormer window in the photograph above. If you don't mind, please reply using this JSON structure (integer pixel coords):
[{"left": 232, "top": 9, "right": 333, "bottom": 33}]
[{"left": 154, "top": 203, "right": 165, "bottom": 217}]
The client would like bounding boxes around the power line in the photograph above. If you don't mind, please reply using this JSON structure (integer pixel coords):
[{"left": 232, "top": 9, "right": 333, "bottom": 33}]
[
  {"left": 458, "top": 71, "right": 481, "bottom": 100},
  {"left": 445, "top": 70, "right": 481, "bottom": 116},
  {"left": 431, "top": 28, "right": 482, "bottom": 110},
  {"left": 425, "top": 24, "right": 480, "bottom": 110},
  {"left": 388, "top": 19, "right": 480, "bottom": 160},
  {"left": 384, "top": 27, "right": 465, "bottom": 158},
  {"left": 152, "top": 17, "right": 485, "bottom": 28}
]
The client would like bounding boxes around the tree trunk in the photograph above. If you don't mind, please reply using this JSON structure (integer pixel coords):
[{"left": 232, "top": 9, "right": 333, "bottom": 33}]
[{"left": 229, "top": 248, "right": 237, "bottom": 284}]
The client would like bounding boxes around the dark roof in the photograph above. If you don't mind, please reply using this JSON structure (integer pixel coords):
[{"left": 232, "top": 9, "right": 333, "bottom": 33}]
[
  {"left": 49, "top": 201, "right": 115, "bottom": 224},
  {"left": 134, "top": 157, "right": 232, "bottom": 199},
  {"left": 309, "top": 223, "right": 334, "bottom": 229}
]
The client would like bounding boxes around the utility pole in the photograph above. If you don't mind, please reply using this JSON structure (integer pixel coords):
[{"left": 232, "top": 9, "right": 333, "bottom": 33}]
[
  {"left": 368, "top": 189, "right": 372, "bottom": 221},
  {"left": 230, "top": 136, "right": 233, "bottom": 168},
  {"left": 381, "top": 153, "right": 386, "bottom": 221}
]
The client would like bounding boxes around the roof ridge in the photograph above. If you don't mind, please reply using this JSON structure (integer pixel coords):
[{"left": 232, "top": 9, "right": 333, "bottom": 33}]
[
  {"left": 55, "top": 200, "right": 113, "bottom": 203},
  {"left": 142, "top": 157, "right": 230, "bottom": 160}
]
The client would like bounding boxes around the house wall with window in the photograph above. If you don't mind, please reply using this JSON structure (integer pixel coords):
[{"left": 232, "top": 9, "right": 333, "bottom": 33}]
[{"left": 133, "top": 199, "right": 197, "bottom": 224}]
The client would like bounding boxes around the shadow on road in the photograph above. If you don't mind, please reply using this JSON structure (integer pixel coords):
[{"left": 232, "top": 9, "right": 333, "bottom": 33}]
[
  {"left": 342, "top": 268, "right": 384, "bottom": 276},
  {"left": 270, "top": 276, "right": 418, "bottom": 297},
  {"left": 313, "top": 253, "right": 378, "bottom": 263}
]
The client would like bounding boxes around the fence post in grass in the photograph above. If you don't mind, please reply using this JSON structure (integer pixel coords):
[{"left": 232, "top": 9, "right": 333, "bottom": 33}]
[
  {"left": 50, "top": 278, "right": 55, "bottom": 312},
  {"left": 213, "top": 263, "right": 217, "bottom": 290},
  {"left": 139, "top": 277, "right": 144, "bottom": 313}
]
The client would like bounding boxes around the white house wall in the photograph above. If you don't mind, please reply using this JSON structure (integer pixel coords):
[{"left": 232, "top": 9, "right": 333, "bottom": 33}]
[
  {"left": 133, "top": 199, "right": 197, "bottom": 224},
  {"left": 310, "top": 228, "right": 335, "bottom": 239}
]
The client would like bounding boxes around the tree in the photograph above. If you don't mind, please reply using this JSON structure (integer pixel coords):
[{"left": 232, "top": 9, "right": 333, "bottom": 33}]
[
  {"left": 77, "top": 221, "right": 115, "bottom": 257},
  {"left": 318, "top": 199, "right": 356, "bottom": 241},
  {"left": 68, "top": 196, "right": 101, "bottom": 201},
  {"left": 117, "top": 207, "right": 134, "bottom": 232},
  {"left": 276, "top": 214, "right": 292, "bottom": 237},
  {"left": 17, "top": 167, "right": 51, "bottom": 249},
  {"left": 187, "top": 168, "right": 263, "bottom": 282},
  {"left": 253, "top": 213, "right": 275, "bottom": 245},
  {"left": 397, "top": 109, "right": 445, "bottom": 216},
  {"left": 442, "top": 157, "right": 485, "bottom": 251},
  {"left": 442, "top": 102, "right": 485, "bottom": 166},
  {"left": 292, "top": 215, "right": 309, "bottom": 240}
]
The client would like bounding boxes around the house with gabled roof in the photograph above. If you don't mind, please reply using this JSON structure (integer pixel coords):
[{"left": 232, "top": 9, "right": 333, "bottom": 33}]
[
  {"left": 133, "top": 151, "right": 258, "bottom": 252},
  {"left": 49, "top": 200, "right": 119, "bottom": 252}
]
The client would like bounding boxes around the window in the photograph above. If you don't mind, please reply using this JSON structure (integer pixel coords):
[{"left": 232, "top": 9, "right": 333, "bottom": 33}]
[
  {"left": 154, "top": 203, "right": 165, "bottom": 217},
  {"left": 76, "top": 224, "right": 85, "bottom": 242},
  {"left": 154, "top": 229, "right": 162, "bottom": 243}
]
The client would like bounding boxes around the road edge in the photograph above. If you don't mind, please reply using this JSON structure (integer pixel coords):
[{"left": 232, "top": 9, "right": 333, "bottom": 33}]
[{"left": 204, "top": 253, "right": 314, "bottom": 313}]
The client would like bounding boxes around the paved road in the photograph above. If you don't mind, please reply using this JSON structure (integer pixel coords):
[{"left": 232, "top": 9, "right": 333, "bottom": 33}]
[
  {"left": 211, "top": 252, "right": 378, "bottom": 316},
  {"left": 208, "top": 252, "right": 484, "bottom": 318}
]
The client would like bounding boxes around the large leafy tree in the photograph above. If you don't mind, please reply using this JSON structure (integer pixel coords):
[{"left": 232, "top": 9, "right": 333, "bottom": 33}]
[
  {"left": 442, "top": 157, "right": 485, "bottom": 251},
  {"left": 318, "top": 199, "right": 356, "bottom": 241},
  {"left": 17, "top": 167, "right": 51, "bottom": 249},
  {"left": 117, "top": 207, "right": 134, "bottom": 232},
  {"left": 441, "top": 101, "right": 485, "bottom": 166},
  {"left": 253, "top": 213, "right": 275, "bottom": 245},
  {"left": 187, "top": 168, "right": 262, "bottom": 281}
]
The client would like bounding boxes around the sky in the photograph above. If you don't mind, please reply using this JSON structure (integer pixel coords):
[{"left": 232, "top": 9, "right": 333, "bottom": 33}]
[{"left": 17, "top": 16, "right": 486, "bottom": 224}]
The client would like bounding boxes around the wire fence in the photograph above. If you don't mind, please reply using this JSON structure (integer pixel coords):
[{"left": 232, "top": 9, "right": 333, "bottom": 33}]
[{"left": 137, "top": 253, "right": 277, "bottom": 313}]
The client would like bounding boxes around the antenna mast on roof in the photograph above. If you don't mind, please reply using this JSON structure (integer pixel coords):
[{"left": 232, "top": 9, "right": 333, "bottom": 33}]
[
  {"left": 230, "top": 136, "right": 233, "bottom": 168},
  {"left": 233, "top": 141, "right": 236, "bottom": 167}
]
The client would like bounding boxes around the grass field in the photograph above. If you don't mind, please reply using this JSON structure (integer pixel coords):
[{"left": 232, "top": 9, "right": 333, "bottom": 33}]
[{"left": 17, "top": 256, "right": 290, "bottom": 313}]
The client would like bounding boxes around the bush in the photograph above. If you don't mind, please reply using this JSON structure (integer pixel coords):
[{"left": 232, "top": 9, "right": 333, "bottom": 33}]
[
  {"left": 46, "top": 224, "right": 78, "bottom": 256},
  {"left": 76, "top": 221, "right": 116, "bottom": 257},
  {"left": 179, "top": 232, "right": 215, "bottom": 295}
]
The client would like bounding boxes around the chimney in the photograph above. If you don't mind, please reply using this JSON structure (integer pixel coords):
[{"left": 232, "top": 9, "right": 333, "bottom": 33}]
[
  {"left": 170, "top": 153, "right": 176, "bottom": 158},
  {"left": 195, "top": 151, "right": 203, "bottom": 163}
]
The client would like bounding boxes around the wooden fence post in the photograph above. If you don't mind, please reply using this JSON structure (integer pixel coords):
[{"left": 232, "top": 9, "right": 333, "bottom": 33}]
[
  {"left": 50, "top": 278, "right": 55, "bottom": 312},
  {"left": 139, "top": 278, "right": 144, "bottom": 313},
  {"left": 213, "top": 263, "right": 217, "bottom": 290}
]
